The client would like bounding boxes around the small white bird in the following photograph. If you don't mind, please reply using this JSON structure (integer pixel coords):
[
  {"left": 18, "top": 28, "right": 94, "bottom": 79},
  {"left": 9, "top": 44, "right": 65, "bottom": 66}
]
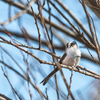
[{"left": 40, "top": 41, "right": 81, "bottom": 85}]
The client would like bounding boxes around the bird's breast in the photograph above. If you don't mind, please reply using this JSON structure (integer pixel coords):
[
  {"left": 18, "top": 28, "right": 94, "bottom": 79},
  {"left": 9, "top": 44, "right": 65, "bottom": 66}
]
[{"left": 62, "top": 48, "right": 81, "bottom": 66}]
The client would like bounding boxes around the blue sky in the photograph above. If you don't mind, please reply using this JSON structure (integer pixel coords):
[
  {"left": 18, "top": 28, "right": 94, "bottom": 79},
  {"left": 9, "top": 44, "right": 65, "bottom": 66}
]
[{"left": 0, "top": 0, "right": 100, "bottom": 100}]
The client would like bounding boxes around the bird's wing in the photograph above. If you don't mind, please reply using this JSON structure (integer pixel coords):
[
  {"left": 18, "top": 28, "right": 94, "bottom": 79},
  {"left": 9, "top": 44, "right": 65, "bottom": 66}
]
[{"left": 59, "top": 53, "right": 67, "bottom": 64}]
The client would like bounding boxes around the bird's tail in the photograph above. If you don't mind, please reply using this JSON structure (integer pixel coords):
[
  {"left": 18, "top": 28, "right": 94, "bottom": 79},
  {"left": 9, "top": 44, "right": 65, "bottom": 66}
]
[{"left": 40, "top": 67, "right": 59, "bottom": 85}]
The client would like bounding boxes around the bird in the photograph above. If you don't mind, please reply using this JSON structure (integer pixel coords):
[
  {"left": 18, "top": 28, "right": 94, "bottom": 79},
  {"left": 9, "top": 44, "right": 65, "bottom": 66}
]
[{"left": 40, "top": 41, "right": 81, "bottom": 85}]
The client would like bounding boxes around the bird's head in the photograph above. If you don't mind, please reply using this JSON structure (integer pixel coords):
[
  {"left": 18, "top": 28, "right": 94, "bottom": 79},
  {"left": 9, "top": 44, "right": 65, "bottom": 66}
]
[{"left": 66, "top": 41, "right": 78, "bottom": 49}]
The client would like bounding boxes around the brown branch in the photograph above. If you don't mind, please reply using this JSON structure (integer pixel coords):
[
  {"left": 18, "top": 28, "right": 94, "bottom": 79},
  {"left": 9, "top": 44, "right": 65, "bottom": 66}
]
[
  {"left": 2, "top": 1, "right": 97, "bottom": 52},
  {"left": 80, "top": 0, "right": 96, "bottom": 46},
  {"left": 1, "top": 10, "right": 27, "bottom": 25},
  {"left": 1, "top": 66, "right": 22, "bottom": 100},
  {"left": 0, "top": 36, "right": 43, "bottom": 63},
  {"left": 48, "top": 0, "right": 79, "bottom": 35},
  {"left": 47, "top": 2, "right": 60, "bottom": 100},
  {"left": 0, "top": 45, "right": 26, "bottom": 74},
  {"left": 1, "top": 0, "right": 89, "bottom": 47},
  {"left": 0, "top": 36, "right": 100, "bottom": 80},
  {"left": 55, "top": 0, "right": 92, "bottom": 42},
  {"left": 67, "top": 61, "right": 76, "bottom": 100},
  {"left": 0, "top": 60, "right": 47, "bottom": 99},
  {"left": 0, "top": 94, "right": 11, "bottom": 100},
  {"left": 60, "top": 68, "right": 75, "bottom": 100},
  {"left": 1, "top": 0, "right": 35, "bottom": 25},
  {"left": 78, "top": 65, "right": 100, "bottom": 77},
  {"left": 0, "top": 29, "right": 65, "bottom": 50},
  {"left": 27, "top": 0, "right": 41, "bottom": 49},
  {"left": 0, "top": 39, "right": 99, "bottom": 66},
  {"left": 85, "top": 0, "right": 100, "bottom": 18},
  {"left": 26, "top": 56, "right": 33, "bottom": 100}
]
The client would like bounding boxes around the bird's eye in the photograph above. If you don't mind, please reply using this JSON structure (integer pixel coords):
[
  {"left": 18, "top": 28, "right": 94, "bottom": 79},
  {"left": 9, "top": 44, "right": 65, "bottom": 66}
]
[
  {"left": 66, "top": 41, "right": 77, "bottom": 48},
  {"left": 71, "top": 43, "right": 74, "bottom": 47}
]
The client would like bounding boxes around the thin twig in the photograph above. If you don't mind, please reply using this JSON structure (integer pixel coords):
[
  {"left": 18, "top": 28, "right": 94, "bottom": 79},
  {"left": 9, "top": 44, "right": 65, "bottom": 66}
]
[
  {"left": 47, "top": 1, "right": 60, "bottom": 100},
  {"left": 0, "top": 39, "right": 99, "bottom": 66},
  {"left": 0, "top": 36, "right": 100, "bottom": 79},
  {"left": 1, "top": 66, "right": 22, "bottom": 100},
  {"left": 0, "top": 60, "right": 47, "bottom": 99},
  {"left": 27, "top": 0, "right": 41, "bottom": 49},
  {"left": 55, "top": 0, "right": 92, "bottom": 42}
]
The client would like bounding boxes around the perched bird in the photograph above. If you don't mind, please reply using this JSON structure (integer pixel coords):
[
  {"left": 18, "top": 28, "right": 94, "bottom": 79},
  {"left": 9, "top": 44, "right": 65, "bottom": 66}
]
[{"left": 40, "top": 41, "right": 81, "bottom": 85}]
